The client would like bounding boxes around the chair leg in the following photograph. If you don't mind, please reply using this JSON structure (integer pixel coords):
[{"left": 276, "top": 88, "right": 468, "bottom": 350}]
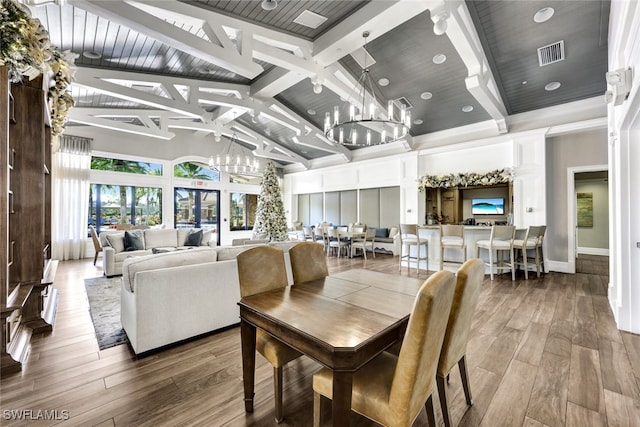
[
  {"left": 489, "top": 249, "right": 494, "bottom": 280},
  {"left": 274, "top": 366, "right": 284, "bottom": 423},
  {"left": 510, "top": 247, "right": 515, "bottom": 281},
  {"left": 440, "top": 245, "right": 444, "bottom": 270},
  {"left": 425, "top": 393, "right": 437, "bottom": 427},
  {"left": 535, "top": 247, "right": 541, "bottom": 278},
  {"left": 313, "top": 392, "right": 322, "bottom": 427},
  {"left": 523, "top": 247, "right": 529, "bottom": 280},
  {"left": 437, "top": 375, "right": 451, "bottom": 427},
  {"left": 458, "top": 355, "right": 474, "bottom": 406},
  {"left": 93, "top": 252, "right": 98, "bottom": 266}
]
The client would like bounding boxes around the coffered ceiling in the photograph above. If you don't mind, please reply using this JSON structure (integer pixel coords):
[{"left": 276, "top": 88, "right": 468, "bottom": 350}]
[{"left": 25, "top": 0, "right": 610, "bottom": 170}]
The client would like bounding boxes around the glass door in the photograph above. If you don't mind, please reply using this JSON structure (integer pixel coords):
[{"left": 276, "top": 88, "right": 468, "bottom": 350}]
[{"left": 174, "top": 188, "right": 220, "bottom": 245}]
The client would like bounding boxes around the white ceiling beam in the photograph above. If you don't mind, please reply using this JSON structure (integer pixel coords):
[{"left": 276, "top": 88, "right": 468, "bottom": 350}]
[
  {"left": 313, "top": 0, "right": 439, "bottom": 65},
  {"left": 232, "top": 123, "right": 311, "bottom": 169},
  {"left": 439, "top": 1, "right": 508, "bottom": 131},
  {"left": 68, "top": 109, "right": 175, "bottom": 139},
  {"left": 69, "top": 0, "right": 263, "bottom": 79},
  {"left": 73, "top": 68, "right": 203, "bottom": 118}
]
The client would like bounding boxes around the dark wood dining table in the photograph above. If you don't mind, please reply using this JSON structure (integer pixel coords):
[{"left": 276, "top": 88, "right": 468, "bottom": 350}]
[{"left": 238, "top": 269, "right": 425, "bottom": 426}]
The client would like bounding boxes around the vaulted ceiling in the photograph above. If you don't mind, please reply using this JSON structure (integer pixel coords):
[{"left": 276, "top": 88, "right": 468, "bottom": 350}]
[{"left": 25, "top": 0, "right": 610, "bottom": 170}]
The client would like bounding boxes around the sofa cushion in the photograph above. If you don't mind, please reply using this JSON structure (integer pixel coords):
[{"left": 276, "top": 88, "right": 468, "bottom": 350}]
[
  {"left": 185, "top": 229, "right": 203, "bottom": 246},
  {"left": 178, "top": 228, "right": 213, "bottom": 246},
  {"left": 115, "top": 249, "right": 152, "bottom": 263},
  {"left": 389, "top": 226, "right": 399, "bottom": 238},
  {"left": 105, "top": 233, "right": 126, "bottom": 253},
  {"left": 375, "top": 228, "right": 389, "bottom": 238},
  {"left": 144, "top": 229, "right": 178, "bottom": 249},
  {"left": 124, "top": 230, "right": 145, "bottom": 251},
  {"left": 122, "top": 248, "right": 217, "bottom": 292}
]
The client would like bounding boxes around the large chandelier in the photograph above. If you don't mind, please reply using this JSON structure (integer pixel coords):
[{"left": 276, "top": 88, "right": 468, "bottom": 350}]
[
  {"left": 324, "top": 31, "right": 411, "bottom": 147},
  {"left": 208, "top": 132, "right": 260, "bottom": 174}
]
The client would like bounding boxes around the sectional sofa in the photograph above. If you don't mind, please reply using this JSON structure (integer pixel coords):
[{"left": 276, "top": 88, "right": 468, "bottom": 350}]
[
  {"left": 119, "top": 241, "right": 298, "bottom": 354},
  {"left": 99, "top": 228, "right": 215, "bottom": 277}
]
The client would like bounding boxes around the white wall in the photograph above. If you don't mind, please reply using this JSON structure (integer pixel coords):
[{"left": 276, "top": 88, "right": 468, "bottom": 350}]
[{"left": 607, "top": 0, "right": 640, "bottom": 333}]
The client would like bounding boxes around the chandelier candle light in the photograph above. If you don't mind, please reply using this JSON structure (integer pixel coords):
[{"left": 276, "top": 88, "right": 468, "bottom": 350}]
[
  {"left": 208, "top": 133, "right": 260, "bottom": 174},
  {"left": 324, "top": 31, "right": 411, "bottom": 146}
]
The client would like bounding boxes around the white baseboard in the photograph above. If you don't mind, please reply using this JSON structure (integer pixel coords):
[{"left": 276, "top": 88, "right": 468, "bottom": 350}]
[
  {"left": 547, "top": 260, "right": 574, "bottom": 274},
  {"left": 577, "top": 247, "right": 610, "bottom": 256}
]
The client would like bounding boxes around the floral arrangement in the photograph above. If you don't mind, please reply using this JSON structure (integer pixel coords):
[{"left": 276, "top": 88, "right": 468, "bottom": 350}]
[
  {"left": 418, "top": 168, "right": 513, "bottom": 191},
  {"left": 0, "top": 0, "right": 75, "bottom": 135}
]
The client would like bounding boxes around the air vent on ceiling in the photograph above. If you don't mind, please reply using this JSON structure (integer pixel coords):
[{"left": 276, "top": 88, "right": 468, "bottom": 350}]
[
  {"left": 350, "top": 47, "right": 376, "bottom": 69},
  {"left": 293, "top": 10, "right": 328, "bottom": 29},
  {"left": 537, "top": 40, "right": 565, "bottom": 66},
  {"left": 393, "top": 97, "right": 413, "bottom": 110}
]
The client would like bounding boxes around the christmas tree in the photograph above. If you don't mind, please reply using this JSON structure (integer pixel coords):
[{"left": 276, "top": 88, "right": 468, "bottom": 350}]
[{"left": 253, "top": 161, "right": 288, "bottom": 241}]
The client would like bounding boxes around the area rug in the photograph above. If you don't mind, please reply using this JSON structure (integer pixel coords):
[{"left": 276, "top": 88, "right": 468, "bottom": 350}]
[{"left": 84, "top": 276, "right": 129, "bottom": 350}]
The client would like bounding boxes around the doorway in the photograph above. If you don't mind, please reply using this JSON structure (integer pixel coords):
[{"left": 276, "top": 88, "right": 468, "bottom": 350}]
[
  {"left": 567, "top": 165, "right": 608, "bottom": 274},
  {"left": 174, "top": 188, "right": 220, "bottom": 246}
]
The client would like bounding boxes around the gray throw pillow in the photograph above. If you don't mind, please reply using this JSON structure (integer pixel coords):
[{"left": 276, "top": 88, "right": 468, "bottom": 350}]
[
  {"left": 124, "top": 231, "right": 144, "bottom": 251},
  {"left": 185, "top": 229, "right": 203, "bottom": 246}
]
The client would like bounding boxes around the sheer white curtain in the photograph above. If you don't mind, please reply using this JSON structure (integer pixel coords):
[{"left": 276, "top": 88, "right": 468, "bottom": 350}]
[{"left": 52, "top": 135, "right": 92, "bottom": 261}]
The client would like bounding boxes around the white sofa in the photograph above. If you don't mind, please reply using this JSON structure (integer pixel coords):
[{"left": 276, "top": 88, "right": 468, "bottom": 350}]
[
  {"left": 120, "top": 241, "right": 298, "bottom": 354},
  {"left": 372, "top": 226, "right": 400, "bottom": 255},
  {"left": 99, "top": 228, "right": 215, "bottom": 277}
]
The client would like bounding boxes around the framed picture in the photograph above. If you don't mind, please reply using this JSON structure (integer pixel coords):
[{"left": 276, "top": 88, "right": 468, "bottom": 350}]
[{"left": 577, "top": 192, "right": 593, "bottom": 227}]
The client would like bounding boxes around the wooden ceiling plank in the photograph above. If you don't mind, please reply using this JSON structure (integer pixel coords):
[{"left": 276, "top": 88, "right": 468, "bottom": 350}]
[{"left": 70, "top": 0, "right": 263, "bottom": 79}]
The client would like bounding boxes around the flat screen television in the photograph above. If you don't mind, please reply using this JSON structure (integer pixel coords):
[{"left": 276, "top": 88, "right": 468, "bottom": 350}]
[{"left": 471, "top": 198, "right": 505, "bottom": 215}]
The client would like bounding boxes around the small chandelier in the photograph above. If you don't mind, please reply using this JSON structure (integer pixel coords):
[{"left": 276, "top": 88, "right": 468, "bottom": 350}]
[
  {"left": 324, "top": 31, "right": 411, "bottom": 147},
  {"left": 208, "top": 133, "right": 260, "bottom": 174}
]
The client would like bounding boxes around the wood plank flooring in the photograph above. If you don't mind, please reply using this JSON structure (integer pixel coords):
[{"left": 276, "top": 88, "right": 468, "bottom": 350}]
[{"left": 1, "top": 254, "right": 639, "bottom": 426}]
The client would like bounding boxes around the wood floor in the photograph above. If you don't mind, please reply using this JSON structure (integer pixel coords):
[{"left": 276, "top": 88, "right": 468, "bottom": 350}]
[{"left": 1, "top": 254, "right": 639, "bottom": 426}]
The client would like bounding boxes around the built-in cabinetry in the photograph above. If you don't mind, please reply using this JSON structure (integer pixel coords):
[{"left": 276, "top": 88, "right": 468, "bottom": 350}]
[
  {"left": 1, "top": 66, "right": 58, "bottom": 376},
  {"left": 424, "top": 183, "right": 513, "bottom": 225}
]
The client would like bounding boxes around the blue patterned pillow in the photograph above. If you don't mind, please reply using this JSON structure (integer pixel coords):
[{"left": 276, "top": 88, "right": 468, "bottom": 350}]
[
  {"left": 375, "top": 228, "right": 388, "bottom": 238},
  {"left": 124, "top": 231, "right": 144, "bottom": 251}
]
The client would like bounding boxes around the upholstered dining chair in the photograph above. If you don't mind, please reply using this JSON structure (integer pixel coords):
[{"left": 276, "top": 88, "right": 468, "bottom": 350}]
[
  {"left": 440, "top": 224, "right": 466, "bottom": 270},
  {"left": 302, "top": 226, "right": 315, "bottom": 242},
  {"left": 475, "top": 225, "right": 515, "bottom": 280},
  {"left": 312, "top": 270, "right": 456, "bottom": 427},
  {"left": 289, "top": 242, "right": 329, "bottom": 283},
  {"left": 436, "top": 258, "right": 485, "bottom": 427},
  {"left": 327, "top": 228, "right": 349, "bottom": 258},
  {"left": 89, "top": 225, "right": 102, "bottom": 266},
  {"left": 351, "top": 228, "right": 376, "bottom": 259},
  {"left": 512, "top": 226, "right": 542, "bottom": 279},
  {"left": 399, "top": 224, "right": 429, "bottom": 273},
  {"left": 236, "top": 246, "right": 303, "bottom": 423}
]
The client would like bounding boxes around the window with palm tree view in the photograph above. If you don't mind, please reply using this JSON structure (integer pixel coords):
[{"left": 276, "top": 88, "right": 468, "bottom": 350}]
[
  {"left": 89, "top": 157, "right": 164, "bottom": 233},
  {"left": 173, "top": 162, "right": 220, "bottom": 244},
  {"left": 230, "top": 193, "right": 257, "bottom": 231}
]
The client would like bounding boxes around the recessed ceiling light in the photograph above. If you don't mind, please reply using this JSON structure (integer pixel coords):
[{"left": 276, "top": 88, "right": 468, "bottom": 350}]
[
  {"left": 420, "top": 91, "right": 433, "bottom": 100},
  {"left": 522, "top": 81, "right": 528, "bottom": 85},
  {"left": 307, "top": 109, "right": 316, "bottom": 115},
  {"left": 82, "top": 50, "right": 102, "bottom": 60},
  {"left": 293, "top": 10, "right": 328, "bottom": 29},
  {"left": 462, "top": 105, "right": 474, "bottom": 113},
  {"left": 432, "top": 54, "right": 447, "bottom": 64},
  {"left": 413, "top": 119, "right": 423, "bottom": 125},
  {"left": 197, "top": 67, "right": 216, "bottom": 74},
  {"left": 545, "top": 81, "right": 561, "bottom": 91},
  {"left": 378, "top": 78, "right": 390, "bottom": 87},
  {"left": 534, "top": 7, "right": 554, "bottom": 23}
]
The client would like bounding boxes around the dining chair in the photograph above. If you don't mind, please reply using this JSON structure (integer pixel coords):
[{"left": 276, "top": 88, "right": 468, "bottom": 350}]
[
  {"left": 351, "top": 228, "right": 376, "bottom": 259},
  {"left": 475, "top": 225, "right": 515, "bottom": 280},
  {"left": 512, "top": 226, "right": 542, "bottom": 279},
  {"left": 302, "top": 226, "right": 315, "bottom": 242},
  {"left": 89, "top": 225, "right": 102, "bottom": 266},
  {"left": 327, "top": 228, "right": 349, "bottom": 258},
  {"left": 312, "top": 270, "right": 456, "bottom": 427},
  {"left": 289, "top": 242, "right": 329, "bottom": 283},
  {"left": 399, "top": 224, "right": 428, "bottom": 273},
  {"left": 313, "top": 226, "right": 327, "bottom": 249},
  {"left": 236, "top": 246, "right": 303, "bottom": 423},
  {"left": 440, "top": 224, "right": 466, "bottom": 270},
  {"left": 436, "top": 258, "right": 485, "bottom": 427}
]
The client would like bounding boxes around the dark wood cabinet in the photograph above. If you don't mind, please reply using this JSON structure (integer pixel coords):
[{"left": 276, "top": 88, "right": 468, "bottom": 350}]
[
  {"left": 441, "top": 188, "right": 461, "bottom": 224},
  {"left": 1, "top": 66, "right": 58, "bottom": 376}
]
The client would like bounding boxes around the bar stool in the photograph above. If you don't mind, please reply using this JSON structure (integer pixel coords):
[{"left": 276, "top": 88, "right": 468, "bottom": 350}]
[
  {"left": 513, "top": 226, "right": 541, "bottom": 279},
  {"left": 536, "top": 225, "right": 547, "bottom": 275},
  {"left": 399, "top": 224, "right": 428, "bottom": 273},
  {"left": 440, "top": 224, "right": 466, "bottom": 270},
  {"left": 475, "top": 225, "right": 515, "bottom": 280}
]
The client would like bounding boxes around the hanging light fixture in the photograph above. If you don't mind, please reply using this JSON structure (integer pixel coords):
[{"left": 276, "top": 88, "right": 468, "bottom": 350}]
[
  {"left": 208, "top": 132, "right": 260, "bottom": 174},
  {"left": 261, "top": 0, "right": 277, "bottom": 11},
  {"left": 324, "top": 31, "right": 411, "bottom": 147}
]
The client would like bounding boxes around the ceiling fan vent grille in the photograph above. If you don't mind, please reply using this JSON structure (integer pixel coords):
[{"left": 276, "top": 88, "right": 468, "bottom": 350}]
[
  {"left": 393, "top": 97, "right": 413, "bottom": 110},
  {"left": 538, "top": 40, "right": 565, "bottom": 66}
]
